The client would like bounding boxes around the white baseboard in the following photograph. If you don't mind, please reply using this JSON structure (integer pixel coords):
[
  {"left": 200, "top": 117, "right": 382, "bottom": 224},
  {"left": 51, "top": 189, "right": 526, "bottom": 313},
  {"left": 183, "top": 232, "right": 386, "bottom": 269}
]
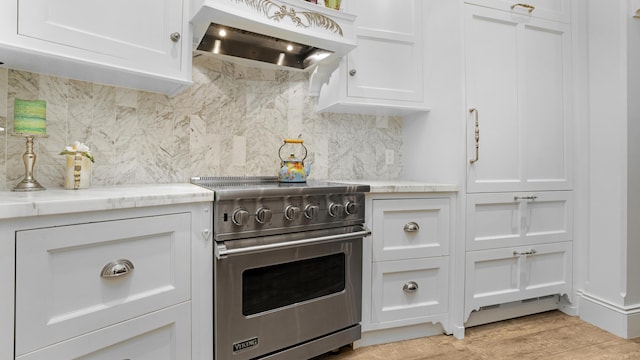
[{"left": 577, "top": 290, "right": 640, "bottom": 339}]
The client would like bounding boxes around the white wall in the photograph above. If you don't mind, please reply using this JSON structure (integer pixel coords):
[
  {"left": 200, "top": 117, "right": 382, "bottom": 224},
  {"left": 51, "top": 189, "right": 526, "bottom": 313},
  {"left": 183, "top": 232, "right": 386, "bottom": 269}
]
[
  {"left": 626, "top": 0, "right": 640, "bottom": 305},
  {"left": 403, "top": 0, "right": 464, "bottom": 185},
  {"left": 579, "top": 0, "right": 640, "bottom": 338}
]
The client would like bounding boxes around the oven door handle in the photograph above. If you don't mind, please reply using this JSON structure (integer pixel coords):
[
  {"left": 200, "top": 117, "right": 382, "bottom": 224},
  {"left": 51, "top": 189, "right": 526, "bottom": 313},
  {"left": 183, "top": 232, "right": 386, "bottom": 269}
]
[{"left": 215, "top": 227, "right": 371, "bottom": 259}]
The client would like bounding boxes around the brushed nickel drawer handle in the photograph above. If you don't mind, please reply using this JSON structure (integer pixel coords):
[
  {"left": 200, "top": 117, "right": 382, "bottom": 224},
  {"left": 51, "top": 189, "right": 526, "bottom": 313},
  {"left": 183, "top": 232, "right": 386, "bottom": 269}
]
[
  {"left": 403, "top": 281, "right": 419, "bottom": 292},
  {"left": 403, "top": 222, "right": 420, "bottom": 232},
  {"left": 100, "top": 259, "right": 134, "bottom": 278},
  {"left": 513, "top": 249, "right": 537, "bottom": 256},
  {"left": 511, "top": 3, "right": 535, "bottom": 13}
]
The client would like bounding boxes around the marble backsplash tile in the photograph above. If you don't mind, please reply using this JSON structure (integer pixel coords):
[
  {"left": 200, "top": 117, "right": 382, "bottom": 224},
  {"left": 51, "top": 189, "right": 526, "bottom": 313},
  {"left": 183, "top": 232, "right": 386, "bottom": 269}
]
[{"left": 0, "top": 56, "right": 403, "bottom": 191}]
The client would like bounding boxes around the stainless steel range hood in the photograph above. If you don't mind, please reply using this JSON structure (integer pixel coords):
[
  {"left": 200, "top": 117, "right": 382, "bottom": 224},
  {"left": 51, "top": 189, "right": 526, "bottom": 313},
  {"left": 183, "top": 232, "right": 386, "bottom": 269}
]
[
  {"left": 190, "top": 0, "right": 356, "bottom": 72},
  {"left": 196, "top": 23, "right": 333, "bottom": 70}
]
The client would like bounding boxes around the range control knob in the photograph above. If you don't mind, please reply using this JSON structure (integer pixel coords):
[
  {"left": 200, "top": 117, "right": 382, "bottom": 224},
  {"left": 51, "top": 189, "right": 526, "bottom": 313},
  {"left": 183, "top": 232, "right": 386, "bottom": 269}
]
[
  {"left": 304, "top": 204, "right": 320, "bottom": 219},
  {"left": 345, "top": 201, "right": 359, "bottom": 215},
  {"left": 285, "top": 205, "right": 301, "bottom": 221},
  {"left": 232, "top": 209, "right": 250, "bottom": 225},
  {"left": 255, "top": 207, "right": 273, "bottom": 224},
  {"left": 328, "top": 203, "right": 345, "bottom": 218}
]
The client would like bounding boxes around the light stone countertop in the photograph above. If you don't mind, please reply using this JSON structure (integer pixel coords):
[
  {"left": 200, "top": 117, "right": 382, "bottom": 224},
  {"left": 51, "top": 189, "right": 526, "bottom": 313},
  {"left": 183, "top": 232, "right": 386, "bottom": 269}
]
[
  {"left": 0, "top": 181, "right": 457, "bottom": 220},
  {"left": 0, "top": 183, "right": 214, "bottom": 220},
  {"left": 332, "top": 180, "right": 458, "bottom": 193}
]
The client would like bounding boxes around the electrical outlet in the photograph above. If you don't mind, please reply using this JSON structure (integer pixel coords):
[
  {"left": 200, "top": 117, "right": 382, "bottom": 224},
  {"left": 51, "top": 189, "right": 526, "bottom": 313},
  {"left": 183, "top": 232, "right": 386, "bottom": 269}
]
[{"left": 385, "top": 149, "right": 394, "bottom": 165}]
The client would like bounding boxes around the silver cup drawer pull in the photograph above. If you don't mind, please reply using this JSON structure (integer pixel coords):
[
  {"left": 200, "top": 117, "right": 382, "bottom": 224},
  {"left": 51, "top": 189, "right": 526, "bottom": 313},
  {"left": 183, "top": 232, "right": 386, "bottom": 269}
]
[
  {"left": 403, "top": 281, "right": 419, "bottom": 292},
  {"left": 403, "top": 222, "right": 420, "bottom": 232},
  {"left": 100, "top": 259, "right": 134, "bottom": 278}
]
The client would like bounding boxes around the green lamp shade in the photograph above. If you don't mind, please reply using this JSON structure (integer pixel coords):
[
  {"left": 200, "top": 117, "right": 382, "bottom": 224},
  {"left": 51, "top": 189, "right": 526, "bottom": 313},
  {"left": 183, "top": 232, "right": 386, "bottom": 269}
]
[{"left": 14, "top": 99, "right": 46, "bottom": 135}]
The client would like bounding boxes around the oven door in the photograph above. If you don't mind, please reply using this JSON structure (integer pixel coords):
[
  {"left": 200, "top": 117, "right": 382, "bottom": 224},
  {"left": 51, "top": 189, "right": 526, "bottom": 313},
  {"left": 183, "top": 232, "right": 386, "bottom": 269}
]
[{"left": 214, "top": 225, "right": 368, "bottom": 360}]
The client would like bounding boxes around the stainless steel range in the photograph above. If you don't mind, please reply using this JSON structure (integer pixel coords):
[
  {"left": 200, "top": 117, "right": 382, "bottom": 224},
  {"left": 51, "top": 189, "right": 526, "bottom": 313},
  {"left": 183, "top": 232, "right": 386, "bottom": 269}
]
[{"left": 191, "top": 176, "right": 370, "bottom": 360}]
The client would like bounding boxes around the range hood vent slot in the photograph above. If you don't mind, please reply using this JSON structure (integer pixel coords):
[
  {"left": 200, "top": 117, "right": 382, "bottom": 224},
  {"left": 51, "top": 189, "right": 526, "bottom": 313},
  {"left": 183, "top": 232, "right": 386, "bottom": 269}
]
[{"left": 196, "top": 23, "right": 333, "bottom": 70}]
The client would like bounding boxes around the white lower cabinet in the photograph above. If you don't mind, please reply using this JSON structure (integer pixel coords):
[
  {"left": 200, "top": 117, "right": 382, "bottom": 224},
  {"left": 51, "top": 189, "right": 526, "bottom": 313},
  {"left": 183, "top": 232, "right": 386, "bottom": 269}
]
[
  {"left": 465, "top": 242, "right": 572, "bottom": 319},
  {"left": 16, "top": 302, "right": 191, "bottom": 360},
  {"left": 464, "top": 191, "right": 573, "bottom": 322},
  {"left": 15, "top": 213, "right": 191, "bottom": 355},
  {"left": 372, "top": 198, "right": 450, "bottom": 261},
  {"left": 371, "top": 257, "right": 448, "bottom": 324},
  {"left": 362, "top": 194, "right": 454, "bottom": 342},
  {"left": 466, "top": 191, "right": 573, "bottom": 251},
  {"left": 2, "top": 203, "right": 213, "bottom": 360}
]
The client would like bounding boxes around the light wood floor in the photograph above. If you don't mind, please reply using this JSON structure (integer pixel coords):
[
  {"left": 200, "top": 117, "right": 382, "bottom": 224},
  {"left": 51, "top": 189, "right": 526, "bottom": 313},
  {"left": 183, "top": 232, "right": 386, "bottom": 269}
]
[{"left": 313, "top": 311, "right": 640, "bottom": 359}]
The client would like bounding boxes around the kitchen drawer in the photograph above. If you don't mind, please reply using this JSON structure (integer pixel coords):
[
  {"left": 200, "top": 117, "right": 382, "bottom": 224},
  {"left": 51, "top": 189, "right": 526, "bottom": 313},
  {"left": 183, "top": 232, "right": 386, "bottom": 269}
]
[
  {"left": 15, "top": 213, "right": 191, "bottom": 355},
  {"left": 466, "top": 191, "right": 572, "bottom": 251},
  {"left": 16, "top": 302, "right": 191, "bottom": 360},
  {"left": 372, "top": 198, "right": 450, "bottom": 261},
  {"left": 371, "top": 257, "right": 449, "bottom": 324},
  {"left": 465, "top": 241, "right": 572, "bottom": 318}
]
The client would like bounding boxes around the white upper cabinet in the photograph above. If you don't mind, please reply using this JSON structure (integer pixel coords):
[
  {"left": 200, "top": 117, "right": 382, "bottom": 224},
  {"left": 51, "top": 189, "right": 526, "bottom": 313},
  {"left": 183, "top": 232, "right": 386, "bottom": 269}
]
[
  {"left": 18, "top": 0, "right": 184, "bottom": 77},
  {"left": 345, "top": 0, "right": 423, "bottom": 102},
  {"left": 465, "top": 0, "right": 571, "bottom": 23},
  {"left": 465, "top": 3, "right": 572, "bottom": 193},
  {"left": 0, "top": 0, "right": 191, "bottom": 95},
  {"left": 315, "top": 0, "right": 428, "bottom": 115}
]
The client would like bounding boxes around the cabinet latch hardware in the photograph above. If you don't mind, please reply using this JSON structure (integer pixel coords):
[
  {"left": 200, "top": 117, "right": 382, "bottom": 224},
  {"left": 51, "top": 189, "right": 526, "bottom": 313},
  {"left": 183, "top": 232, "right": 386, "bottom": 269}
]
[
  {"left": 469, "top": 108, "right": 480, "bottom": 164},
  {"left": 511, "top": 3, "right": 535, "bottom": 13},
  {"left": 514, "top": 195, "right": 538, "bottom": 201},
  {"left": 513, "top": 249, "right": 537, "bottom": 256},
  {"left": 170, "top": 32, "right": 181, "bottom": 42}
]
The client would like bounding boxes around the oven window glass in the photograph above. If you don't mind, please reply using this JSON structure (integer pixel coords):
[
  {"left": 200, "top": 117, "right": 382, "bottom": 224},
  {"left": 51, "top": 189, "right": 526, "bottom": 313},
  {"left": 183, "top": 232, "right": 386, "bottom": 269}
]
[{"left": 242, "top": 253, "right": 346, "bottom": 316}]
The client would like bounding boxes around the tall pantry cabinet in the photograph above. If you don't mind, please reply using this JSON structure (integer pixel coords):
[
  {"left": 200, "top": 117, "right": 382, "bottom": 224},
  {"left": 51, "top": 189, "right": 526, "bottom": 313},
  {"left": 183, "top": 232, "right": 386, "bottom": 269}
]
[{"left": 462, "top": 0, "right": 574, "bottom": 326}]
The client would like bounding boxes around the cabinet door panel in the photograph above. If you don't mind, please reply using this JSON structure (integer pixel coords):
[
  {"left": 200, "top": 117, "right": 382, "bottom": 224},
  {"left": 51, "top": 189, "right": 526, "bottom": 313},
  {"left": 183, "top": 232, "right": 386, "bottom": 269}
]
[
  {"left": 18, "top": 0, "right": 184, "bottom": 74},
  {"left": 465, "top": 4, "right": 572, "bottom": 192},
  {"left": 524, "top": 242, "right": 572, "bottom": 296},
  {"left": 524, "top": 192, "right": 573, "bottom": 243},
  {"left": 465, "top": 7, "right": 521, "bottom": 191},
  {"left": 16, "top": 303, "right": 190, "bottom": 360},
  {"left": 465, "top": 248, "right": 521, "bottom": 313},
  {"left": 347, "top": 0, "right": 422, "bottom": 102},
  {"left": 15, "top": 213, "right": 191, "bottom": 355},
  {"left": 522, "top": 22, "right": 572, "bottom": 189},
  {"left": 372, "top": 198, "right": 450, "bottom": 261},
  {"left": 467, "top": 192, "right": 572, "bottom": 251},
  {"left": 466, "top": 194, "right": 521, "bottom": 251},
  {"left": 355, "top": 0, "right": 417, "bottom": 36},
  {"left": 465, "top": 242, "right": 571, "bottom": 318},
  {"left": 371, "top": 257, "right": 448, "bottom": 324}
]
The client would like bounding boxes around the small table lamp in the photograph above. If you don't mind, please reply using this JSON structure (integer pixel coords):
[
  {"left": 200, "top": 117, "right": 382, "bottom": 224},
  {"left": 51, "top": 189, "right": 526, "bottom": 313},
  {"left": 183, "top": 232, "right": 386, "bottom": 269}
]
[{"left": 12, "top": 98, "right": 48, "bottom": 192}]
